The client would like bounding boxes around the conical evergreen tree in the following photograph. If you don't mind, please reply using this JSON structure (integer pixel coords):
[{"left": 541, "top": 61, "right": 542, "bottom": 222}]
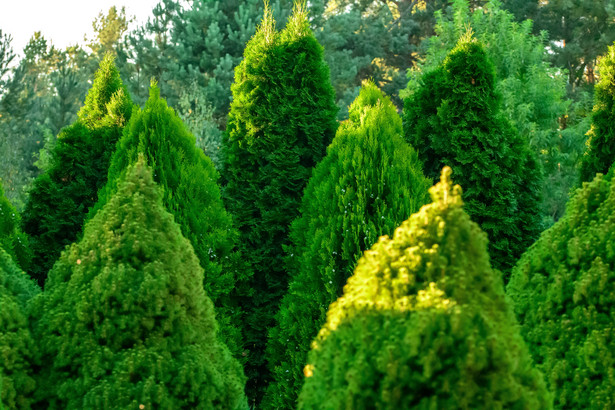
[
  {"left": 403, "top": 32, "right": 543, "bottom": 276},
  {"left": 507, "top": 170, "right": 615, "bottom": 408},
  {"left": 298, "top": 167, "right": 551, "bottom": 409},
  {"left": 0, "top": 248, "right": 38, "bottom": 409},
  {"left": 223, "top": 2, "right": 338, "bottom": 403},
  {"left": 0, "top": 182, "right": 31, "bottom": 270},
  {"left": 90, "top": 83, "right": 241, "bottom": 358},
  {"left": 263, "top": 82, "right": 430, "bottom": 409},
  {"left": 579, "top": 43, "right": 615, "bottom": 183},
  {"left": 21, "top": 54, "right": 133, "bottom": 285},
  {"left": 30, "top": 159, "right": 246, "bottom": 409}
]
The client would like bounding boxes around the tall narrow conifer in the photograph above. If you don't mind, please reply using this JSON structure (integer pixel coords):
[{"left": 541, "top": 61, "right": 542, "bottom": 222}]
[
  {"left": 0, "top": 183, "right": 30, "bottom": 270},
  {"left": 30, "top": 159, "right": 246, "bottom": 409},
  {"left": 298, "top": 168, "right": 551, "bottom": 408},
  {"left": 263, "top": 82, "right": 430, "bottom": 409},
  {"left": 223, "top": 2, "right": 338, "bottom": 402}
]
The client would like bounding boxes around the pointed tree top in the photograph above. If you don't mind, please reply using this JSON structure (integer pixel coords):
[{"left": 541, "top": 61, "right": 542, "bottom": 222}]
[
  {"left": 348, "top": 81, "right": 399, "bottom": 128},
  {"left": 257, "top": 0, "right": 276, "bottom": 44},
  {"left": 283, "top": 0, "right": 310, "bottom": 39},
  {"left": 429, "top": 166, "right": 463, "bottom": 209}
]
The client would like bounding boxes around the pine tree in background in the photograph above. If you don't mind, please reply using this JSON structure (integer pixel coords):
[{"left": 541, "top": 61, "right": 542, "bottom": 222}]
[
  {"left": 30, "top": 159, "right": 246, "bottom": 409},
  {"left": 263, "top": 82, "right": 430, "bottom": 409},
  {"left": 403, "top": 32, "right": 543, "bottom": 276},
  {"left": 578, "top": 43, "right": 615, "bottom": 183},
  {"left": 0, "top": 248, "right": 39, "bottom": 409},
  {"left": 507, "top": 170, "right": 615, "bottom": 408},
  {"left": 0, "top": 182, "right": 31, "bottom": 271},
  {"left": 298, "top": 167, "right": 551, "bottom": 409},
  {"left": 21, "top": 54, "right": 133, "bottom": 286},
  {"left": 90, "top": 83, "right": 242, "bottom": 359},
  {"left": 223, "top": 2, "right": 338, "bottom": 403}
]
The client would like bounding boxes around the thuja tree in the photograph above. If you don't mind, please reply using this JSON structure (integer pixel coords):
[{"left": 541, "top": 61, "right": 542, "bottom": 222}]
[
  {"left": 298, "top": 167, "right": 551, "bottom": 409},
  {"left": 263, "top": 82, "right": 430, "bottom": 409},
  {"left": 21, "top": 54, "right": 133, "bottom": 285},
  {"left": 89, "top": 83, "right": 241, "bottom": 358},
  {"left": 0, "top": 248, "right": 39, "bottom": 409},
  {"left": 223, "top": 3, "right": 338, "bottom": 403},
  {"left": 30, "top": 159, "right": 246, "bottom": 409},
  {"left": 0, "top": 182, "right": 30, "bottom": 270},
  {"left": 403, "top": 33, "right": 543, "bottom": 276},
  {"left": 578, "top": 43, "right": 615, "bottom": 184},
  {"left": 507, "top": 170, "right": 615, "bottom": 408}
]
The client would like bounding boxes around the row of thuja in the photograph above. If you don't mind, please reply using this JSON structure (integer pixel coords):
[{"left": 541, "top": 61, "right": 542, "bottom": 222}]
[{"left": 1, "top": 3, "right": 614, "bottom": 409}]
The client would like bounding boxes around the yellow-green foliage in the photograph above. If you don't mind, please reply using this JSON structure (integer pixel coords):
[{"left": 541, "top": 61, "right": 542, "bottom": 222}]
[
  {"left": 30, "top": 159, "right": 246, "bottom": 409},
  {"left": 508, "top": 170, "right": 615, "bottom": 408},
  {"left": 299, "top": 167, "right": 551, "bottom": 409}
]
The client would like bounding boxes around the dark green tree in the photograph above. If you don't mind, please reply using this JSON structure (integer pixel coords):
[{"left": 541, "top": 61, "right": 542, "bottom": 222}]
[
  {"left": 298, "top": 167, "right": 551, "bottom": 409},
  {"left": 21, "top": 54, "right": 133, "bottom": 285},
  {"left": 0, "top": 248, "right": 38, "bottom": 409},
  {"left": 223, "top": 3, "right": 338, "bottom": 403},
  {"left": 30, "top": 159, "right": 246, "bottom": 409},
  {"left": 507, "top": 170, "right": 615, "bottom": 408},
  {"left": 263, "top": 82, "right": 430, "bottom": 409},
  {"left": 578, "top": 43, "right": 615, "bottom": 183},
  {"left": 403, "top": 32, "right": 543, "bottom": 275},
  {"left": 90, "top": 83, "right": 241, "bottom": 359},
  {"left": 0, "top": 182, "right": 31, "bottom": 270}
]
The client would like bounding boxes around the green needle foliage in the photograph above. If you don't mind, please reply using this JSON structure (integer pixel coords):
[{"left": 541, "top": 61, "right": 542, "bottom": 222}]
[
  {"left": 21, "top": 54, "right": 133, "bottom": 286},
  {"left": 298, "top": 167, "right": 551, "bottom": 409},
  {"left": 0, "top": 183, "right": 31, "bottom": 271},
  {"left": 579, "top": 43, "right": 615, "bottom": 184},
  {"left": 223, "top": 2, "right": 338, "bottom": 403},
  {"left": 90, "top": 83, "right": 241, "bottom": 358},
  {"left": 403, "top": 32, "right": 543, "bottom": 276},
  {"left": 0, "top": 248, "right": 39, "bottom": 410},
  {"left": 507, "top": 170, "right": 615, "bottom": 408},
  {"left": 30, "top": 159, "right": 246, "bottom": 409},
  {"left": 263, "top": 82, "right": 430, "bottom": 409}
]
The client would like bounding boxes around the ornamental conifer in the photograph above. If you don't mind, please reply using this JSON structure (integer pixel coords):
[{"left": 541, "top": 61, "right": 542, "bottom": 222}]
[
  {"left": 30, "top": 159, "right": 246, "bottom": 409},
  {"left": 90, "top": 83, "right": 241, "bottom": 357},
  {"left": 21, "top": 54, "right": 133, "bottom": 285},
  {"left": 263, "top": 82, "right": 430, "bottom": 409},
  {"left": 579, "top": 43, "right": 615, "bottom": 183},
  {"left": 0, "top": 248, "right": 38, "bottom": 409},
  {"left": 403, "top": 33, "right": 543, "bottom": 276},
  {"left": 0, "top": 183, "right": 30, "bottom": 270},
  {"left": 222, "top": 2, "right": 338, "bottom": 402},
  {"left": 298, "top": 167, "right": 551, "bottom": 409},
  {"left": 507, "top": 170, "right": 615, "bottom": 408}
]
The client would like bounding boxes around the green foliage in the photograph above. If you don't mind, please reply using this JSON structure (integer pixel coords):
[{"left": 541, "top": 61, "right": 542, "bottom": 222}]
[
  {"left": 223, "top": 3, "right": 338, "bottom": 403},
  {"left": 298, "top": 167, "right": 551, "bottom": 409},
  {"left": 0, "top": 182, "right": 31, "bottom": 270},
  {"left": 0, "top": 248, "right": 38, "bottom": 409},
  {"left": 30, "top": 159, "right": 246, "bottom": 409},
  {"left": 403, "top": 33, "right": 543, "bottom": 275},
  {"left": 263, "top": 82, "right": 430, "bottom": 409},
  {"left": 91, "top": 83, "right": 241, "bottom": 359},
  {"left": 21, "top": 54, "right": 133, "bottom": 286},
  {"left": 507, "top": 170, "right": 615, "bottom": 408},
  {"left": 579, "top": 43, "right": 615, "bottom": 183}
]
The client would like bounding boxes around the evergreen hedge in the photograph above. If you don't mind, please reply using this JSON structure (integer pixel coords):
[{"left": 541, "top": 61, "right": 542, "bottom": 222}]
[
  {"left": 403, "top": 33, "right": 543, "bottom": 276},
  {"left": 298, "top": 167, "right": 551, "bottom": 409},
  {"left": 30, "top": 158, "right": 246, "bottom": 409},
  {"left": 21, "top": 54, "right": 133, "bottom": 285},
  {"left": 507, "top": 169, "right": 615, "bottom": 408},
  {"left": 223, "top": 3, "right": 338, "bottom": 402},
  {"left": 263, "top": 82, "right": 430, "bottom": 409}
]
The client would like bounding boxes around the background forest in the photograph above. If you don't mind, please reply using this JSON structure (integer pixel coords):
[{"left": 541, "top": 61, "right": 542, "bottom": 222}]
[{"left": 1, "top": 0, "right": 615, "bottom": 408}]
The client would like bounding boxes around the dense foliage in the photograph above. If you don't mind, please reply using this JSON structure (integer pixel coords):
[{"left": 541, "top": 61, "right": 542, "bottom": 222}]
[
  {"left": 298, "top": 167, "right": 551, "bottom": 408},
  {"left": 222, "top": 4, "right": 338, "bottom": 403},
  {"left": 90, "top": 83, "right": 242, "bottom": 358},
  {"left": 404, "top": 33, "right": 543, "bottom": 275},
  {"left": 507, "top": 170, "right": 615, "bottom": 408},
  {"left": 579, "top": 43, "right": 615, "bottom": 184},
  {"left": 30, "top": 159, "right": 246, "bottom": 409},
  {"left": 263, "top": 82, "right": 430, "bottom": 409},
  {"left": 0, "top": 183, "right": 30, "bottom": 270},
  {"left": 21, "top": 54, "right": 133, "bottom": 285}
]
